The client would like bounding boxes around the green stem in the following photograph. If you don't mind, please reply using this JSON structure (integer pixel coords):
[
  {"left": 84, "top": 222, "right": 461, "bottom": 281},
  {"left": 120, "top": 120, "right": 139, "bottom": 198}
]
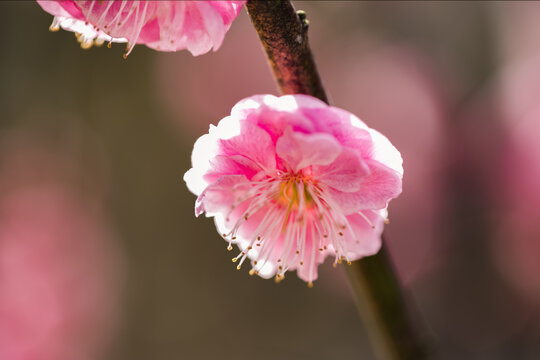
[
  {"left": 345, "top": 246, "right": 428, "bottom": 359},
  {"left": 246, "top": 1, "right": 429, "bottom": 359}
]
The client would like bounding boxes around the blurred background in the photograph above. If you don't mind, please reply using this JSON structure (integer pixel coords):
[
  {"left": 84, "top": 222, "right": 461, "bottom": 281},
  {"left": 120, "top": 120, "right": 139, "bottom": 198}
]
[{"left": 1, "top": 1, "right": 539, "bottom": 359}]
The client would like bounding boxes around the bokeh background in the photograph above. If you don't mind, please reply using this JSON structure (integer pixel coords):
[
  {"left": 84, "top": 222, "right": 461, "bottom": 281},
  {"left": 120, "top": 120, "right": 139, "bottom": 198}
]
[{"left": 1, "top": 1, "right": 539, "bottom": 359}]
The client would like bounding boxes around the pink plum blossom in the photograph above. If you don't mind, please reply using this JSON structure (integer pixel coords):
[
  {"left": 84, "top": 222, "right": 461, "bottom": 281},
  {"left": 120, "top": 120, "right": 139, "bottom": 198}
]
[
  {"left": 184, "top": 94, "right": 403, "bottom": 286},
  {"left": 37, "top": 0, "right": 245, "bottom": 57}
]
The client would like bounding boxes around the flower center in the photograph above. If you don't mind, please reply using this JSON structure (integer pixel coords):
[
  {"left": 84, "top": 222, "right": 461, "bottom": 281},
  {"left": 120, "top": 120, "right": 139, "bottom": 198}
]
[
  {"left": 220, "top": 169, "right": 373, "bottom": 286},
  {"left": 276, "top": 174, "right": 316, "bottom": 210}
]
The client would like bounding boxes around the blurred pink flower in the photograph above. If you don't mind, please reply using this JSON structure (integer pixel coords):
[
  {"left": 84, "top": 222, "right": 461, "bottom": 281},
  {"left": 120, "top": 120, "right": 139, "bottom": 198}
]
[
  {"left": 491, "top": 53, "right": 540, "bottom": 305},
  {"left": 487, "top": 3, "right": 540, "bottom": 305},
  {"left": 184, "top": 94, "right": 403, "bottom": 285},
  {"left": 0, "top": 140, "right": 123, "bottom": 360},
  {"left": 37, "top": 0, "right": 245, "bottom": 56}
]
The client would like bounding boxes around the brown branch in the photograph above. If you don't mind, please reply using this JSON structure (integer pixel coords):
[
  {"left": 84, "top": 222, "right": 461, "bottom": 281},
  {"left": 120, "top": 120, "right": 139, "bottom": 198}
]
[
  {"left": 246, "top": 0, "right": 328, "bottom": 103},
  {"left": 246, "top": 1, "right": 430, "bottom": 359}
]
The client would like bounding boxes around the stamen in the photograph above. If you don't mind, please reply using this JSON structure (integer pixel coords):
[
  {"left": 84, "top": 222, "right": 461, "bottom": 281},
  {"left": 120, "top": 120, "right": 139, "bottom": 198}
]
[
  {"left": 95, "top": 0, "right": 116, "bottom": 29},
  {"left": 358, "top": 211, "right": 376, "bottom": 229},
  {"left": 104, "top": 0, "right": 129, "bottom": 30},
  {"left": 124, "top": 1, "right": 150, "bottom": 57},
  {"left": 218, "top": 169, "right": 365, "bottom": 284},
  {"left": 49, "top": 17, "right": 61, "bottom": 32}
]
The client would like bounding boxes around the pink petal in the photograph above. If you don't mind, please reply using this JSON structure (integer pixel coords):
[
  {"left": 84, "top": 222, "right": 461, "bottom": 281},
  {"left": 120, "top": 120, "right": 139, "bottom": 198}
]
[
  {"left": 204, "top": 154, "right": 262, "bottom": 183},
  {"left": 177, "top": 1, "right": 216, "bottom": 56},
  {"left": 300, "top": 106, "right": 374, "bottom": 155},
  {"left": 184, "top": 130, "right": 220, "bottom": 196},
  {"left": 345, "top": 210, "right": 386, "bottom": 258},
  {"left": 218, "top": 119, "right": 276, "bottom": 172},
  {"left": 144, "top": 1, "right": 244, "bottom": 55},
  {"left": 295, "top": 233, "right": 327, "bottom": 283},
  {"left": 368, "top": 128, "right": 404, "bottom": 176},
  {"left": 231, "top": 95, "right": 315, "bottom": 143},
  {"left": 276, "top": 127, "right": 342, "bottom": 172},
  {"left": 37, "top": 1, "right": 84, "bottom": 19},
  {"left": 328, "top": 159, "right": 402, "bottom": 213},
  {"left": 195, "top": 175, "right": 250, "bottom": 217},
  {"left": 313, "top": 148, "right": 370, "bottom": 193},
  {"left": 198, "top": 1, "right": 228, "bottom": 52},
  {"left": 252, "top": 108, "right": 314, "bottom": 144}
]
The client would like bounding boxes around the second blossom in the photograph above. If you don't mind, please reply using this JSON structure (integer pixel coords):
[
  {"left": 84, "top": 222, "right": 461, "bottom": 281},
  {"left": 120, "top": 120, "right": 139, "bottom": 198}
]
[{"left": 37, "top": 1, "right": 245, "bottom": 56}]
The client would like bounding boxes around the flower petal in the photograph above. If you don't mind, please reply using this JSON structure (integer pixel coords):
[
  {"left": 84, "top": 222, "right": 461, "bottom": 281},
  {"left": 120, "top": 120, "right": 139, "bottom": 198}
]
[
  {"left": 217, "top": 118, "right": 276, "bottom": 172},
  {"left": 300, "top": 106, "right": 374, "bottom": 155},
  {"left": 295, "top": 234, "right": 327, "bottom": 283},
  {"left": 232, "top": 95, "right": 315, "bottom": 143},
  {"left": 313, "top": 148, "right": 370, "bottom": 193},
  {"left": 195, "top": 175, "right": 250, "bottom": 217},
  {"left": 276, "top": 127, "right": 342, "bottom": 172},
  {"left": 205, "top": 154, "right": 262, "bottom": 183},
  {"left": 368, "top": 128, "right": 404, "bottom": 176},
  {"left": 37, "top": 0, "right": 84, "bottom": 19},
  {"left": 345, "top": 210, "right": 386, "bottom": 258},
  {"left": 328, "top": 159, "right": 402, "bottom": 213},
  {"left": 184, "top": 129, "right": 220, "bottom": 196}
]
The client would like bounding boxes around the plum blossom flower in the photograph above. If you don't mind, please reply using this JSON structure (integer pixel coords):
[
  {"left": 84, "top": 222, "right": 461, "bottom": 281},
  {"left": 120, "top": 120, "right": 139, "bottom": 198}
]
[
  {"left": 184, "top": 94, "right": 403, "bottom": 286},
  {"left": 37, "top": 0, "right": 245, "bottom": 57}
]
